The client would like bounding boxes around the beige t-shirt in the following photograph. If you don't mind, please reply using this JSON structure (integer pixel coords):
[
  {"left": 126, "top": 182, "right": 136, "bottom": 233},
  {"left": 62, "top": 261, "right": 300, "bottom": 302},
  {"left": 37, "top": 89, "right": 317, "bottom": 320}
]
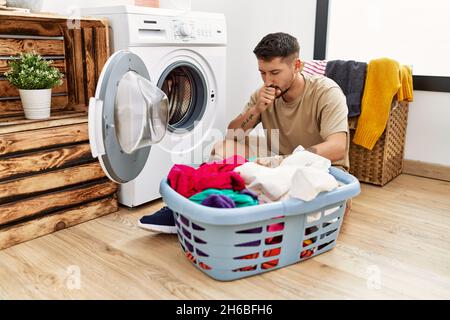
[{"left": 243, "top": 73, "right": 350, "bottom": 170}]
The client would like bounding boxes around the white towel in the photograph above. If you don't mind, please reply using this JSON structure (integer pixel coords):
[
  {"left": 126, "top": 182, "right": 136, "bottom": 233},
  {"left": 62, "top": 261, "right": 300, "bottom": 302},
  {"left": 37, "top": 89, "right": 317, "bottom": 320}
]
[
  {"left": 235, "top": 163, "right": 298, "bottom": 202},
  {"left": 289, "top": 166, "right": 338, "bottom": 201},
  {"left": 234, "top": 150, "right": 339, "bottom": 202},
  {"left": 281, "top": 149, "right": 331, "bottom": 171}
]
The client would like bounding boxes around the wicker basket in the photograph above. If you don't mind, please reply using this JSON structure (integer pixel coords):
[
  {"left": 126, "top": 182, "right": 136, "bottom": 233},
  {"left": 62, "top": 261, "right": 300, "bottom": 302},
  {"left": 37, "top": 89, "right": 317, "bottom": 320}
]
[{"left": 349, "top": 101, "right": 409, "bottom": 186}]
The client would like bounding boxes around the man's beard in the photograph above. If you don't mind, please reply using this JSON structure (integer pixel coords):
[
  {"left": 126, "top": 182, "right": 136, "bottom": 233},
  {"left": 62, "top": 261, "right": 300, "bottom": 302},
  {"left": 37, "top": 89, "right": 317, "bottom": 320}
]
[{"left": 271, "top": 76, "right": 297, "bottom": 98}]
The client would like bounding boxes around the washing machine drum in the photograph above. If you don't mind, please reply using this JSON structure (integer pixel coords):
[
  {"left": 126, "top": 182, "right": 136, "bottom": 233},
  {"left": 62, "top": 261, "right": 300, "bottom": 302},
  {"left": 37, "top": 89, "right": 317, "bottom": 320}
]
[{"left": 89, "top": 50, "right": 169, "bottom": 184}]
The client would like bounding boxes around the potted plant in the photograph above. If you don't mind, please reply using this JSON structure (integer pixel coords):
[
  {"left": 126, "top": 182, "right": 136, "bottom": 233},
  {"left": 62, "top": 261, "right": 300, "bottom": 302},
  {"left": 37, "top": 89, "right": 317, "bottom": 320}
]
[{"left": 4, "top": 52, "right": 63, "bottom": 120}]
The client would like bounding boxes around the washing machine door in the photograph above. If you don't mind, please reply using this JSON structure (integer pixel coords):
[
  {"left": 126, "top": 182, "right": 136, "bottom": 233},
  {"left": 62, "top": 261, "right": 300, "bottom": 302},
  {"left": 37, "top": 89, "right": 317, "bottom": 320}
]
[{"left": 88, "top": 50, "right": 169, "bottom": 184}]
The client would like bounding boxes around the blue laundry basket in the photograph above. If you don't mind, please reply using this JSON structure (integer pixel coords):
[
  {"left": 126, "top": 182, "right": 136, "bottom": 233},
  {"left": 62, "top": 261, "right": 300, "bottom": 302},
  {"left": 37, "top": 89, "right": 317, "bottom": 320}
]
[{"left": 159, "top": 167, "right": 360, "bottom": 281}]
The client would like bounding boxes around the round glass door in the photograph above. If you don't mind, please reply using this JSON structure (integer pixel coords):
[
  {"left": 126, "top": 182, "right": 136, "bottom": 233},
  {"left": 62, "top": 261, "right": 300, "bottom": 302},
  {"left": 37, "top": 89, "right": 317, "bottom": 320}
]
[
  {"left": 158, "top": 62, "right": 207, "bottom": 132},
  {"left": 88, "top": 50, "right": 169, "bottom": 184}
]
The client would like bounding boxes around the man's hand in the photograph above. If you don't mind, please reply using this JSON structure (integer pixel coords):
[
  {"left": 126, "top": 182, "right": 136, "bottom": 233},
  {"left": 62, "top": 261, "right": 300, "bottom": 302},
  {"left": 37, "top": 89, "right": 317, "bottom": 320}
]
[
  {"left": 228, "top": 86, "right": 281, "bottom": 133},
  {"left": 304, "top": 132, "right": 347, "bottom": 162},
  {"left": 255, "top": 86, "right": 282, "bottom": 113},
  {"left": 254, "top": 155, "right": 285, "bottom": 168},
  {"left": 345, "top": 199, "right": 352, "bottom": 215}
]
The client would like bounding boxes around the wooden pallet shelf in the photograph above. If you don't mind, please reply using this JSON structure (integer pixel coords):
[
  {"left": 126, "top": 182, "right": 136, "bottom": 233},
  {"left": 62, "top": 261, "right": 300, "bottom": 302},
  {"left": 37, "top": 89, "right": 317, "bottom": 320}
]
[
  {"left": 0, "top": 12, "right": 118, "bottom": 250},
  {"left": 0, "top": 11, "right": 109, "bottom": 116}
]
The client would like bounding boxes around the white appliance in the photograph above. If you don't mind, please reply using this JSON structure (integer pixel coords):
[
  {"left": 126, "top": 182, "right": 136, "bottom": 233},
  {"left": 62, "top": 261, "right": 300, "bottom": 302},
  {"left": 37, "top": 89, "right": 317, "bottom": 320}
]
[{"left": 82, "top": 6, "right": 227, "bottom": 207}]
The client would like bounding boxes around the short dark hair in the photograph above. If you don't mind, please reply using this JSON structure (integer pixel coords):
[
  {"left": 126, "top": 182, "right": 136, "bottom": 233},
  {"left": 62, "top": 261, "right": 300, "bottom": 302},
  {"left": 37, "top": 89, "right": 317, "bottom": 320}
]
[{"left": 253, "top": 32, "right": 300, "bottom": 61}]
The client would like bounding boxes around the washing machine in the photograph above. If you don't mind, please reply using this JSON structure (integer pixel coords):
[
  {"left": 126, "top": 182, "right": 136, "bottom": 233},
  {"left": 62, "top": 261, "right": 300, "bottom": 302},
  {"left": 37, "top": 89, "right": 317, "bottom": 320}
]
[{"left": 82, "top": 6, "right": 227, "bottom": 207}]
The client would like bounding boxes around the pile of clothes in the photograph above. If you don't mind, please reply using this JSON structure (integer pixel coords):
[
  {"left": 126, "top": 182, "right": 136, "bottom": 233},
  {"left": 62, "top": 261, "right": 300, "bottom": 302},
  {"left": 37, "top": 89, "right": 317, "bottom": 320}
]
[
  {"left": 168, "top": 149, "right": 340, "bottom": 269},
  {"left": 168, "top": 155, "right": 258, "bottom": 209},
  {"left": 302, "top": 58, "right": 414, "bottom": 150},
  {"left": 167, "top": 148, "right": 340, "bottom": 208}
]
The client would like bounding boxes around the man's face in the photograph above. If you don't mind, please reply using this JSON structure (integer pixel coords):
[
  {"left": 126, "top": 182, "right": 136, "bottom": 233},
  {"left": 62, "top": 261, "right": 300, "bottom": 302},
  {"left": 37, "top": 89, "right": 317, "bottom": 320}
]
[{"left": 257, "top": 56, "right": 300, "bottom": 97}]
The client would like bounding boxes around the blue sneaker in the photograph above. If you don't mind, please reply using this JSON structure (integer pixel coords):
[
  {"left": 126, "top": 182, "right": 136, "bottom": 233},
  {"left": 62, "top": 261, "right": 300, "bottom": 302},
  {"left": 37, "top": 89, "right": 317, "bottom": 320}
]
[{"left": 138, "top": 206, "right": 177, "bottom": 234}]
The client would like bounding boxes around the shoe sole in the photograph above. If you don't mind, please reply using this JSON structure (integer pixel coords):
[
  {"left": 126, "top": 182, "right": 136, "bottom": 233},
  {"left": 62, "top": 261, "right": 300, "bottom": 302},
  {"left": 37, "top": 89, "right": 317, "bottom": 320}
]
[{"left": 138, "top": 221, "right": 177, "bottom": 234}]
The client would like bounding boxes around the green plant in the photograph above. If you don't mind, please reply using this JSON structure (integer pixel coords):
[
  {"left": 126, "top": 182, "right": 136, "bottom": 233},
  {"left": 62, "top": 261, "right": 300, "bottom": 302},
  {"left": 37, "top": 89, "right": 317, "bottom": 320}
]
[{"left": 4, "top": 51, "right": 63, "bottom": 90}]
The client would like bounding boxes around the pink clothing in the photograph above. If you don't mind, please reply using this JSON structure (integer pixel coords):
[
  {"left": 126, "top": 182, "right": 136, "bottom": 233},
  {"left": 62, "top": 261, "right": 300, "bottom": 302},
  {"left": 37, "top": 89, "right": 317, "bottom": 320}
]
[
  {"left": 302, "top": 60, "right": 327, "bottom": 76},
  {"left": 168, "top": 155, "right": 247, "bottom": 198},
  {"left": 268, "top": 223, "right": 284, "bottom": 232}
]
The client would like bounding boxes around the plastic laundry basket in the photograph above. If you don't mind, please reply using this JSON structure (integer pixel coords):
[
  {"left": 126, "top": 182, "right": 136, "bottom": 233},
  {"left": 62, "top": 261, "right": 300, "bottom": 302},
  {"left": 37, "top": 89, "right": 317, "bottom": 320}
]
[{"left": 159, "top": 167, "right": 360, "bottom": 281}]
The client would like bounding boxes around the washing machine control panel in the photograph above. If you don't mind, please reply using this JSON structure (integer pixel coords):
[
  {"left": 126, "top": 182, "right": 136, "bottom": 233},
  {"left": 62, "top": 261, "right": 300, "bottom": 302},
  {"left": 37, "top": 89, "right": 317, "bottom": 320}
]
[
  {"left": 173, "top": 20, "right": 217, "bottom": 42},
  {"left": 179, "top": 23, "right": 193, "bottom": 37},
  {"left": 173, "top": 20, "right": 194, "bottom": 40}
]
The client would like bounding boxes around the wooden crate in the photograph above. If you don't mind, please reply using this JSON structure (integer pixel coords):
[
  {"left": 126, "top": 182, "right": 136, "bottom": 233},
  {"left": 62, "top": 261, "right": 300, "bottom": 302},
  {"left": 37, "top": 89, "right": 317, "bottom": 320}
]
[
  {"left": 0, "top": 12, "right": 118, "bottom": 250},
  {"left": 349, "top": 101, "right": 409, "bottom": 186}
]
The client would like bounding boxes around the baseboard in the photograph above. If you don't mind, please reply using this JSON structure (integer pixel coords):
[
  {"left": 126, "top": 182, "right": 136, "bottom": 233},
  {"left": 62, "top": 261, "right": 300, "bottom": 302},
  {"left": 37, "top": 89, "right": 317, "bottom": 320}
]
[{"left": 403, "top": 160, "right": 450, "bottom": 182}]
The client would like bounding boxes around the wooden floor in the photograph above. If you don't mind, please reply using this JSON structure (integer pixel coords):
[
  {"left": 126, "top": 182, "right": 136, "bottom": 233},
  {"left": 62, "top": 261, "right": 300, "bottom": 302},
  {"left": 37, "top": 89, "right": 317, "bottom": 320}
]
[{"left": 1, "top": 174, "right": 449, "bottom": 299}]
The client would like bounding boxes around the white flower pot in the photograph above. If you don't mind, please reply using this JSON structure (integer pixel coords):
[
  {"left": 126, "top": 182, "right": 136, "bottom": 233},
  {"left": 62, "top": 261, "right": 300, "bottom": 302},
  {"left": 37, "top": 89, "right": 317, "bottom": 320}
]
[{"left": 19, "top": 88, "right": 51, "bottom": 120}]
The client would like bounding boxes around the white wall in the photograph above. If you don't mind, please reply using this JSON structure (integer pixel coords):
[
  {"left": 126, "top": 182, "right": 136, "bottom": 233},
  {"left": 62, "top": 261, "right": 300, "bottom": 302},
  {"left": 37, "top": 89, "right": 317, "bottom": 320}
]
[
  {"left": 42, "top": 0, "right": 192, "bottom": 13},
  {"left": 404, "top": 92, "right": 450, "bottom": 165},
  {"left": 42, "top": 0, "right": 117, "bottom": 14},
  {"left": 327, "top": 0, "right": 450, "bottom": 77}
]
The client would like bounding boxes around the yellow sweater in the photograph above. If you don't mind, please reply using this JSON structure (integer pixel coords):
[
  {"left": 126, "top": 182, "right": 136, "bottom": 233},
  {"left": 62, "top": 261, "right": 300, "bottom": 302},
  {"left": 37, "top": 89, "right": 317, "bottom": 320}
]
[
  {"left": 353, "top": 58, "right": 401, "bottom": 150},
  {"left": 397, "top": 64, "right": 414, "bottom": 102}
]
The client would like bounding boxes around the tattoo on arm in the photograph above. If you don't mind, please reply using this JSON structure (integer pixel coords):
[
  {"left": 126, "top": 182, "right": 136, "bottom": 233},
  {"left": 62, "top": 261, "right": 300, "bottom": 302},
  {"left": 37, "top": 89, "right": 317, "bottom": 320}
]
[
  {"left": 241, "top": 113, "right": 254, "bottom": 129},
  {"left": 306, "top": 146, "right": 318, "bottom": 154}
]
